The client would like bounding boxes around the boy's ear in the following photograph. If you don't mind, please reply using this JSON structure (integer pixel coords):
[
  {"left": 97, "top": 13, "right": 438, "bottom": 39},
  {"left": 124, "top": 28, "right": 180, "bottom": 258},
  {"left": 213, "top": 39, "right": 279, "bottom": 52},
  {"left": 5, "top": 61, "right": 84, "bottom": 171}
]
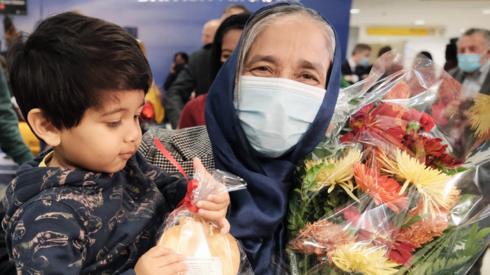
[{"left": 27, "top": 108, "right": 61, "bottom": 147}]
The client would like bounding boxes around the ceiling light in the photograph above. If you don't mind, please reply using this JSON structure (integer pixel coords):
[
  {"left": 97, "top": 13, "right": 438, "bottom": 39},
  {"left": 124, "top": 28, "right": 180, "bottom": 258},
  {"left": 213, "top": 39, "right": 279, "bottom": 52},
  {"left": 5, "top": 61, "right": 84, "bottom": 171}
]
[
  {"left": 483, "top": 9, "right": 490, "bottom": 15},
  {"left": 350, "top": 8, "right": 360, "bottom": 14},
  {"left": 414, "top": 19, "right": 426, "bottom": 26}
]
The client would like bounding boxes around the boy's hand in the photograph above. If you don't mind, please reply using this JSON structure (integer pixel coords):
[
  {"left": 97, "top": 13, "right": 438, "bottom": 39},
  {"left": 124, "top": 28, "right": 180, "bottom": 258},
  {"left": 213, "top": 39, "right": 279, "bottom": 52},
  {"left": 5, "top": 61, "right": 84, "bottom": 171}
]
[
  {"left": 196, "top": 192, "right": 230, "bottom": 234},
  {"left": 193, "top": 158, "right": 231, "bottom": 234},
  {"left": 135, "top": 246, "right": 186, "bottom": 275}
]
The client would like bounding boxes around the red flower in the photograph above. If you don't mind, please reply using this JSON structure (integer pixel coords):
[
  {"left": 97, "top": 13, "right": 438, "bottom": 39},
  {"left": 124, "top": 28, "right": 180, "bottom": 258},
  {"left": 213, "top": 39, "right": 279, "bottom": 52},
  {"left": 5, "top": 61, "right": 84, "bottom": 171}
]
[
  {"left": 341, "top": 103, "right": 408, "bottom": 150},
  {"left": 403, "top": 133, "right": 461, "bottom": 168},
  {"left": 340, "top": 132, "right": 355, "bottom": 143},
  {"left": 389, "top": 241, "right": 416, "bottom": 265},
  {"left": 419, "top": 112, "right": 435, "bottom": 132},
  {"left": 401, "top": 108, "right": 435, "bottom": 132}
]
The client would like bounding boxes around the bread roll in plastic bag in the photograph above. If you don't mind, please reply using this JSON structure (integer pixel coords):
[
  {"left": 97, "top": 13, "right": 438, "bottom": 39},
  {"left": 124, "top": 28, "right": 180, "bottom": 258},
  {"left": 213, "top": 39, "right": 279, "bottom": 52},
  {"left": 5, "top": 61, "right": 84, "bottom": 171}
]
[{"left": 158, "top": 168, "right": 253, "bottom": 275}]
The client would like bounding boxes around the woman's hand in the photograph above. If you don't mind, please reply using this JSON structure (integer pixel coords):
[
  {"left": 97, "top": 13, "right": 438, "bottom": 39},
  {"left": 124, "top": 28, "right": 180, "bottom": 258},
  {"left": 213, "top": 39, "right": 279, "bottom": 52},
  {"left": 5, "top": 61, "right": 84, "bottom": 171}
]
[
  {"left": 193, "top": 158, "right": 231, "bottom": 234},
  {"left": 134, "top": 246, "right": 186, "bottom": 275}
]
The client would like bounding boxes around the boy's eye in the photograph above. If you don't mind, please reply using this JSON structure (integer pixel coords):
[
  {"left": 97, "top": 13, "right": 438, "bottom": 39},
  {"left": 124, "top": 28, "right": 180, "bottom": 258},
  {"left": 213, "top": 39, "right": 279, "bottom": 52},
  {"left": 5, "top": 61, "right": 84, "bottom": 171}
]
[{"left": 106, "top": 121, "right": 122, "bottom": 128}]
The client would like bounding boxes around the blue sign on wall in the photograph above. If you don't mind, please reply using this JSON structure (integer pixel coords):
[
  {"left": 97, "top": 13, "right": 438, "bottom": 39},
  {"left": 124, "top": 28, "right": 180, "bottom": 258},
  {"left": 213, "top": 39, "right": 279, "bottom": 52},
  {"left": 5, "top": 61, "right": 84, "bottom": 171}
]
[{"left": 2, "top": 0, "right": 351, "bottom": 87}]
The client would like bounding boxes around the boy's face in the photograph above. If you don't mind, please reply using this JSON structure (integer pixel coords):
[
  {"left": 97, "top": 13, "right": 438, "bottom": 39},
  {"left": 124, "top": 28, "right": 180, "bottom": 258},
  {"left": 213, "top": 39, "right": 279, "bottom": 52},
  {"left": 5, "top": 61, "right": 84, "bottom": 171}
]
[{"left": 50, "top": 90, "right": 144, "bottom": 173}]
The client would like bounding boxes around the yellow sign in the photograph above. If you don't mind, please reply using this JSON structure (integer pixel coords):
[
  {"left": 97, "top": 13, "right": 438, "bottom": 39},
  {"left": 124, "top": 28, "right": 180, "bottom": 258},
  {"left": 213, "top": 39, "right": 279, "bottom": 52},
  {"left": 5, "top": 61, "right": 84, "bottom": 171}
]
[{"left": 367, "top": 26, "right": 436, "bottom": 36}]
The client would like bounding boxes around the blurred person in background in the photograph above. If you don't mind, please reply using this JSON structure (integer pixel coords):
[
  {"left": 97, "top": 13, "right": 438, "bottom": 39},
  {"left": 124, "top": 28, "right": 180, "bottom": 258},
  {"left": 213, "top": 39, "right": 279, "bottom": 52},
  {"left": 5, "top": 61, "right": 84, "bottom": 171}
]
[
  {"left": 222, "top": 4, "right": 250, "bottom": 20},
  {"left": 342, "top": 43, "right": 372, "bottom": 85},
  {"left": 417, "top": 50, "right": 433, "bottom": 61},
  {"left": 201, "top": 18, "right": 221, "bottom": 47},
  {"left": 165, "top": 7, "right": 250, "bottom": 128},
  {"left": 451, "top": 28, "right": 490, "bottom": 96},
  {"left": 164, "top": 19, "right": 220, "bottom": 128},
  {"left": 377, "top": 45, "right": 392, "bottom": 57},
  {"left": 444, "top": 37, "right": 459, "bottom": 72},
  {"left": 163, "top": 51, "right": 188, "bottom": 91},
  {"left": 3, "top": 16, "right": 21, "bottom": 53},
  {"left": 178, "top": 13, "right": 250, "bottom": 129},
  {"left": 0, "top": 67, "right": 33, "bottom": 165}
]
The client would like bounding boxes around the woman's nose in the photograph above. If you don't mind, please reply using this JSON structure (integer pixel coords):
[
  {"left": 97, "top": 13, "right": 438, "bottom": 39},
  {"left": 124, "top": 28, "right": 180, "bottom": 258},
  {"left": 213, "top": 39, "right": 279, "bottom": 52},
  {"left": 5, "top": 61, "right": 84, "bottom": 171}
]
[{"left": 277, "top": 68, "right": 293, "bottom": 80}]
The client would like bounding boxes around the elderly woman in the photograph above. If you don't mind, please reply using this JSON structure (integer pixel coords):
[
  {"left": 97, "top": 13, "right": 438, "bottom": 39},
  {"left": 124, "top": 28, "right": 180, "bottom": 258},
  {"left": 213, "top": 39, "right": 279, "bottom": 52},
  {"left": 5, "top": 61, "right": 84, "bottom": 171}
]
[{"left": 140, "top": 2, "right": 341, "bottom": 274}]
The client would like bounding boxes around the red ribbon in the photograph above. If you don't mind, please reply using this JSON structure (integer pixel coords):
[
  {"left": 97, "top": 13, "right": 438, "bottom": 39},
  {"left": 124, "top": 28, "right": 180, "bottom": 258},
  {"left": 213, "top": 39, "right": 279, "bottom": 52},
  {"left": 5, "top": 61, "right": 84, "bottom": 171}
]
[
  {"left": 182, "top": 179, "right": 199, "bottom": 213},
  {"left": 154, "top": 137, "right": 198, "bottom": 212}
]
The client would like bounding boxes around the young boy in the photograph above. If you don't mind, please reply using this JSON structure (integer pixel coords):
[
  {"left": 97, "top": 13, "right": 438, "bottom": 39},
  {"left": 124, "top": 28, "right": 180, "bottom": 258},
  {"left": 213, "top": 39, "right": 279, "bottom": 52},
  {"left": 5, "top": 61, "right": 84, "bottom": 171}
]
[{"left": 1, "top": 12, "right": 229, "bottom": 274}]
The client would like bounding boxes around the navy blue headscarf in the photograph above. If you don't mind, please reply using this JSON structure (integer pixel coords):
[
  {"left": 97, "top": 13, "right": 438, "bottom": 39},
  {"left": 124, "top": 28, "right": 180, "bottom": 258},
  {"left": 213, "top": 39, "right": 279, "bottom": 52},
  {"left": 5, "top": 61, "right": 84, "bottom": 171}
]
[{"left": 205, "top": 3, "right": 342, "bottom": 274}]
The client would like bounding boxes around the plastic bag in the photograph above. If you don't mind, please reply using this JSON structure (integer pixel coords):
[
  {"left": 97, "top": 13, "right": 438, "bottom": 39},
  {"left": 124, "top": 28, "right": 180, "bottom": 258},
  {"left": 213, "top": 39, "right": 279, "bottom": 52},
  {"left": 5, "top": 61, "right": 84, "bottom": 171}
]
[
  {"left": 287, "top": 52, "right": 490, "bottom": 274},
  {"left": 158, "top": 168, "right": 252, "bottom": 275}
]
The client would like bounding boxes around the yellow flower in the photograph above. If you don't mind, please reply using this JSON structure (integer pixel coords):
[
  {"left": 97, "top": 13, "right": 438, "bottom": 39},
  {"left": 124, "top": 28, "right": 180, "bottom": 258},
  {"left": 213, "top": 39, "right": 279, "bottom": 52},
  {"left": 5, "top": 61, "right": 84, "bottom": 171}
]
[
  {"left": 331, "top": 243, "right": 399, "bottom": 275},
  {"left": 310, "top": 148, "right": 362, "bottom": 201},
  {"left": 468, "top": 93, "right": 490, "bottom": 139},
  {"left": 378, "top": 149, "right": 459, "bottom": 213}
]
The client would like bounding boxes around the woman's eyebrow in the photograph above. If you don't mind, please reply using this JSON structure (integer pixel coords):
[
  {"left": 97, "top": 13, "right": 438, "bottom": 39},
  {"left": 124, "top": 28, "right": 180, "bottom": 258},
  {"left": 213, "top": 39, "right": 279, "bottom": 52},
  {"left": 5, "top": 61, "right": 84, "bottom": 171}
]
[
  {"left": 246, "top": 54, "right": 278, "bottom": 65},
  {"left": 299, "top": 59, "right": 325, "bottom": 73}
]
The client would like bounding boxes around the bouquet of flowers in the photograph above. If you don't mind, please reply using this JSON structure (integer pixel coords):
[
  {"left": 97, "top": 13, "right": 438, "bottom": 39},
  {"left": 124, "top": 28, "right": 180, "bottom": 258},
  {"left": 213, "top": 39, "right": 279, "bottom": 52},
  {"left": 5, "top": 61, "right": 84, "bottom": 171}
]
[{"left": 287, "top": 53, "right": 490, "bottom": 275}]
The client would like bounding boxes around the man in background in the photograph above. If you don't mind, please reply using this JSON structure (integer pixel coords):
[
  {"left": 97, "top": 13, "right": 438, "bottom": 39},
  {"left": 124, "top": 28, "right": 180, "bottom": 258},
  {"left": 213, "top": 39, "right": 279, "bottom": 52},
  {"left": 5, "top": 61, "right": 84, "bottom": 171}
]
[
  {"left": 451, "top": 28, "right": 490, "bottom": 96},
  {"left": 201, "top": 19, "right": 221, "bottom": 47},
  {"left": 222, "top": 4, "right": 249, "bottom": 20},
  {"left": 165, "top": 5, "right": 249, "bottom": 128},
  {"left": 342, "top": 43, "right": 372, "bottom": 85}
]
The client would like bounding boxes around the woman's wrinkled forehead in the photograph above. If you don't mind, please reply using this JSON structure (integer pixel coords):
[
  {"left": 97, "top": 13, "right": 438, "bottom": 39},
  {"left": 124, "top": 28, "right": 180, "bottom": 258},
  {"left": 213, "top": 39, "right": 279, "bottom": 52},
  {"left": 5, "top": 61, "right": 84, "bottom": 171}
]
[{"left": 242, "top": 13, "right": 334, "bottom": 62}]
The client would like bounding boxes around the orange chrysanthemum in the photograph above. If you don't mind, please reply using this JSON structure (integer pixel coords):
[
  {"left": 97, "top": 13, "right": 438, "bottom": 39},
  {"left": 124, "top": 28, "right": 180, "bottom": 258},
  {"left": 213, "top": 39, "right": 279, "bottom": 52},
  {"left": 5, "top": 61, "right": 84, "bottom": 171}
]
[
  {"left": 290, "top": 219, "right": 356, "bottom": 257},
  {"left": 353, "top": 163, "right": 409, "bottom": 213},
  {"left": 394, "top": 215, "right": 448, "bottom": 248}
]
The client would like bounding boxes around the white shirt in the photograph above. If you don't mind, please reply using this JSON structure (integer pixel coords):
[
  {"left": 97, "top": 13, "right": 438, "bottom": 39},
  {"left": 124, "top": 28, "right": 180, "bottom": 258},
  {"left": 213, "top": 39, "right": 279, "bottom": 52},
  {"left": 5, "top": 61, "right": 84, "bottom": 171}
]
[{"left": 347, "top": 58, "right": 360, "bottom": 83}]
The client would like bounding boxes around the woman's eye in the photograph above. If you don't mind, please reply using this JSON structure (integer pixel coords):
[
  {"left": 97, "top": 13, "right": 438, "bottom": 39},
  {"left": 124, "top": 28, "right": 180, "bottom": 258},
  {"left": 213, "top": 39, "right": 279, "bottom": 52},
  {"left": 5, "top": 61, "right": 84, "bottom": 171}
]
[
  {"left": 254, "top": 66, "right": 269, "bottom": 72},
  {"left": 299, "top": 73, "right": 320, "bottom": 84},
  {"left": 301, "top": 73, "right": 317, "bottom": 81},
  {"left": 106, "top": 121, "right": 122, "bottom": 128},
  {"left": 251, "top": 65, "right": 272, "bottom": 76}
]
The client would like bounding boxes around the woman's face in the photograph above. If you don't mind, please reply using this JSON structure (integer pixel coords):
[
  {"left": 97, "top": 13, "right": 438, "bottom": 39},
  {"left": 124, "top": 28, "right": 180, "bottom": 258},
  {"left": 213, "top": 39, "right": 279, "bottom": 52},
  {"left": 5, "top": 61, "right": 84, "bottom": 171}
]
[
  {"left": 221, "top": 29, "right": 243, "bottom": 63},
  {"left": 242, "top": 16, "right": 331, "bottom": 88}
]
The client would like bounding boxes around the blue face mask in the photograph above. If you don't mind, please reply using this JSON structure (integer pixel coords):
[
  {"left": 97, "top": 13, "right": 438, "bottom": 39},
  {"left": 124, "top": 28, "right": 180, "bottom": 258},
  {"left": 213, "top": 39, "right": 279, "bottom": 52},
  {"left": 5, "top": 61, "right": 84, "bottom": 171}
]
[
  {"left": 457, "top": 53, "right": 481, "bottom": 73},
  {"left": 236, "top": 76, "right": 326, "bottom": 158},
  {"left": 359, "top": 57, "right": 369, "bottom": 67}
]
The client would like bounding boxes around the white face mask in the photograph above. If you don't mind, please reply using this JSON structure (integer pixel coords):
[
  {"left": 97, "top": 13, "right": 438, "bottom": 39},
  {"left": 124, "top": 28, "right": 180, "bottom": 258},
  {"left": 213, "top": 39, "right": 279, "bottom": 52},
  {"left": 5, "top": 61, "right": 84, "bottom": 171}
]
[{"left": 236, "top": 75, "right": 326, "bottom": 158}]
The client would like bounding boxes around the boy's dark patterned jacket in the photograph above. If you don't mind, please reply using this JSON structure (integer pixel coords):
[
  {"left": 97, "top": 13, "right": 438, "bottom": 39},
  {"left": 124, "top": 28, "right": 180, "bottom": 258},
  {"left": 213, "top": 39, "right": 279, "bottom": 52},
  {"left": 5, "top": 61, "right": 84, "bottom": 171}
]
[{"left": 1, "top": 151, "right": 186, "bottom": 274}]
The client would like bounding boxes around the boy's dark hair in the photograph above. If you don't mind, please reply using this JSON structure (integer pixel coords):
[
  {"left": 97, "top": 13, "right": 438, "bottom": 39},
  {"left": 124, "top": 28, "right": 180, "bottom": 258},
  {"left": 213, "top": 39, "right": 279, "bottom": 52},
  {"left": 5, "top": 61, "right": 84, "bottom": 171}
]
[
  {"left": 9, "top": 12, "right": 152, "bottom": 129},
  {"left": 351, "top": 43, "right": 371, "bottom": 56}
]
